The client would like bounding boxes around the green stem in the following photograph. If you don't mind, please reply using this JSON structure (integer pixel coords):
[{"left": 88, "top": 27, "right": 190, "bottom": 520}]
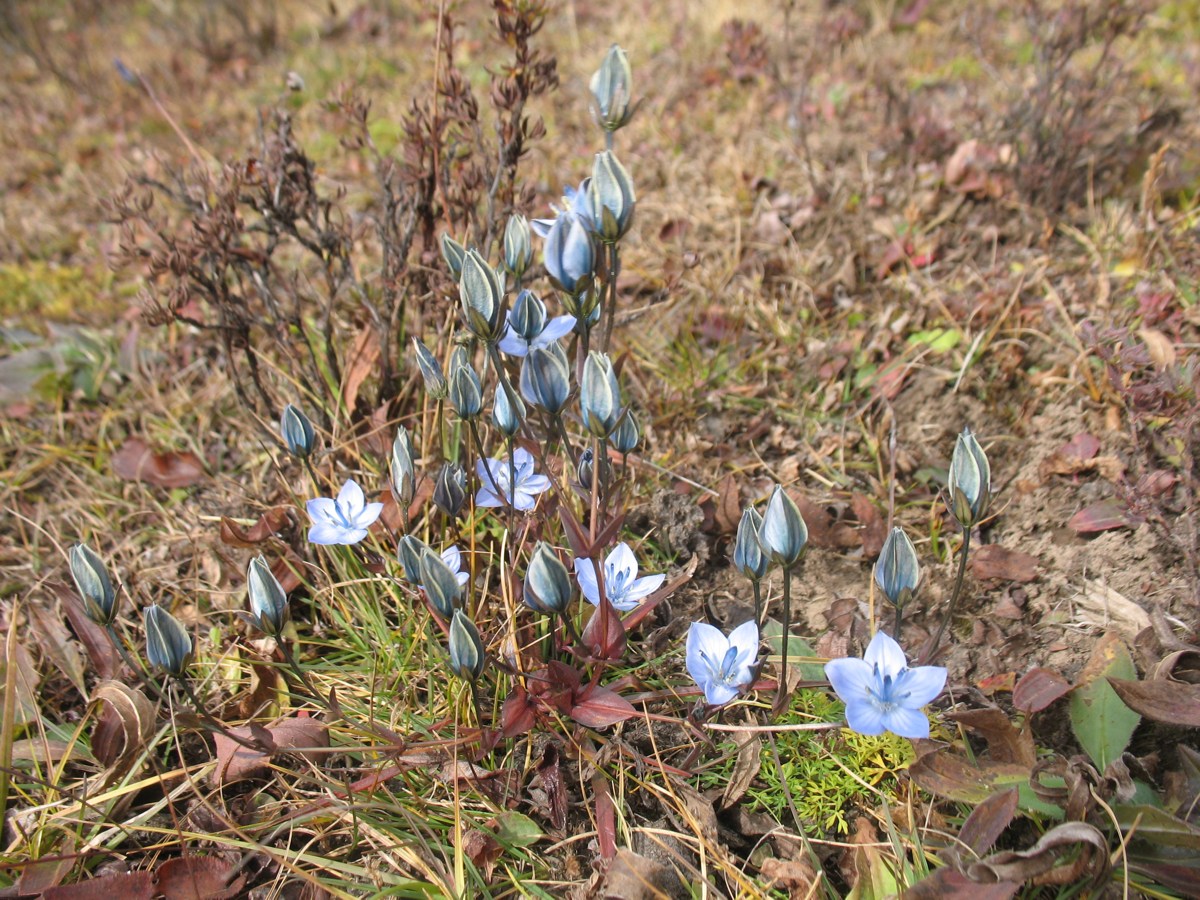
[
  {"left": 752, "top": 580, "right": 762, "bottom": 629},
  {"left": 780, "top": 564, "right": 792, "bottom": 699},
  {"left": 601, "top": 243, "right": 621, "bottom": 352},
  {"left": 927, "top": 528, "right": 971, "bottom": 662},
  {"left": 469, "top": 420, "right": 504, "bottom": 501}
]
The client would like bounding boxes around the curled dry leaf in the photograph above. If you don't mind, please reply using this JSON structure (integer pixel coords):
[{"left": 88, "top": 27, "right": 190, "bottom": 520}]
[
  {"left": 1108, "top": 677, "right": 1200, "bottom": 727},
  {"left": 965, "top": 822, "right": 1110, "bottom": 889},
  {"left": 945, "top": 708, "right": 1036, "bottom": 768},
  {"left": 89, "top": 680, "right": 156, "bottom": 774},
  {"left": 111, "top": 436, "right": 206, "bottom": 488},
  {"left": 155, "top": 856, "right": 245, "bottom": 899},
  {"left": 720, "top": 732, "right": 762, "bottom": 811},
  {"left": 218, "top": 507, "right": 293, "bottom": 547}
]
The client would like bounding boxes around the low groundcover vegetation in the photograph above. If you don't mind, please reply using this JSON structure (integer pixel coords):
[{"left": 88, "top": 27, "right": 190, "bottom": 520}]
[{"left": 2, "top": 1, "right": 1200, "bottom": 897}]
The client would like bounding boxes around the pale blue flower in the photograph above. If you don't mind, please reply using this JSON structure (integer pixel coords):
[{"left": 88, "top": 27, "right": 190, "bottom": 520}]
[
  {"left": 686, "top": 620, "right": 759, "bottom": 706},
  {"left": 475, "top": 447, "right": 552, "bottom": 511},
  {"left": 306, "top": 479, "right": 384, "bottom": 545},
  {"left": 497, "top": 313, "right": 576, "bottom": 357},
  {"left": 824, "top": 631, "right": 947, "bottom": 739},
  {"left": 440, "top": 544, "right": 470, "bottom": 588},
  {"left": 574, "top": 542, "right": 665, "bottom": 612}
]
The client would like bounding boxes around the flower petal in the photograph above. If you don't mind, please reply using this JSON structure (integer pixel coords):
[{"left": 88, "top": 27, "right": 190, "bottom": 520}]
[
  {"left": 704, "top": 681, "right": 739, "bottom": 706},
  {"left": 337, "top": 479, "right": 366, "bottom": 516},
  {"left": 883, "top": 705, "right": 931, "bottom": 739},
  {"left": 727, "top": 619, "right": 760, "bottom": 657},
  {"left": 306, "top": 497, "right": 338, "bottom": 523},
  {"left": 475, "top": 487, "right": 503, "bottom": 508},
  {"left": 685, "top": 622, "right": 726, "bottom": 690},
  {"left": 513, "top": 446, "right": 535, "bottom": 469},
  {"left": 844, "top": 698, "right": 888, "bottom": 735},
  {"left": 513, "top": 489, "right": 538, "bottom": 511},
  {"left": 824, "top": 657, "right": 875, "bottom": 705},
  {"left": 308, "top": 522, "right": 346, "bottom": 545},
  {"left": 574, "top": 557, "right": 601, "bottom": 605},
  {"left": 359, "top": 502, "right": 384, "bottom": 528},
  {"left": 898, "top": 665, "right": 947, "bottom": 708},
  {"left": 863, "top": 630, "right": 908, "bottom": 678},
  {"left": 497, "top": 329, "right": 529, "bottom": 358},
  {"left": 538, "top": 315, "right": 576, "bottom": 344},
  {"left": 441, "top": 545, "right": 462, "bottom": 572},
  {"left": 521, "top": 473, "right": 552, "bottom": 495}
]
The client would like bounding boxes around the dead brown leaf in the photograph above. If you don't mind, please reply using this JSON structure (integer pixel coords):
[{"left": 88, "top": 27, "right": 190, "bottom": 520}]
[
  {"left": 946, "top": 707, "right": 1036, "bottom": 767},
  {"left": 1012, "top": 667, "right": 1072, "bottom": 714},
  {"left": 1108, "top": 677, "right": 1200, "bottom": 727},
  {"left": 27, "top": 597, "right": 88, "bottom": 695},
  {"left": 343, "top": 325, "right": 381, "bottom": 412},
  {"left": 719, "top": 731, "right": 762, "bottom": 810},
  {"left": 851, "top": 493, "right": 887, "bottom": 558},
  {"left": 760, "top": 856, "right": 820, "bottom": 897},
  {"left": 90, "top": 681, "right": 156, "bottom": 773},
  {"left": 111, "top": 436, "right": 206, "bottom": 488},
  {"left": 218, "top": 507, "right": 293, "bottom": 547},
  {"left": 155, "top": 856, "right": 245, "bottom": 899},
  {"left": 211, "top": 716, "right": 328, "bottom": 785},
  {"left": 41, "top": 871, "right": 155, "bottom": 900},
  {"left": 969, "top": 545, "right": 1040, "bottom": 583},
  {"left": 595, "top": 848, "right": 687, "bottom": 899}
]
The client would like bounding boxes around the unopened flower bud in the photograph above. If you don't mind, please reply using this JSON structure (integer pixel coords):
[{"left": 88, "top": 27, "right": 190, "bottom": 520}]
[
  {"left": 544, "top": 213, "right": 595, "bottom": 297},
  {"left": 448, "top": 609, "right": 486, "bottom": 682},
  {"left": 733, "top": 508, "right": 770, "bottom": 582},
  {"left": 69, "top": 542, "right": 117, "bottom": 627},
  {"left": 449, "top": 362, "right": 484, "bottom": 421},
  {"left": 459, "top": 249, "right": 506, "bottom": 343},
  {"left": 875, "top": 527, "right": 920, "bottom": 609},
  {"left": 757, "top": 484, "right": 808, "bottom": 567},
  {"left": 441, "top": 233, "right": 466, "bottom": 282},
  {"left": 397, "top": 534, "right": 430, "bottom": 582},
  {"left": 509, "top": 290, "right": 547, "bottom": 341},
  {"left": 492, "top": 385, "right": 525, "bottom": 437},
  {"left": 503, "top": 214, "right": 534, "bottom": 280},
  {"left": 280, "top": 404, "right": 316, "bottom": 459},
  {"left": 144, "top": 605, "right": 192, "bottom": 677},
  {"left": 590, "top": 44, "right": 636, "bottom": 132},
  {"left": 412, "top": 338, "right": 448, "bottom": 400},
  {"left": 419, "top": 546, "right": 462, "bottom": 619},
  {"left": 433, "top": 464, "right": 467, "bottom": 518},
  {"left": 611, "top": 409, "right": 640, "bottom": 454},
  {"left": 247, "top": 555, "right": 288, "bottom": 637},
  {"left": 390, "top": 426, "right": 416, "bottom": 507},
  {"left": 590, "top": 151, "right": 636, "bottom": 242},
  {"left": 520, "top": 344, "right": 571, "bottom": 414},
  {"left": 580, "top": 351, "right": 622, "bottom": 437},
  {"left": 524, "top": 542, "right": 573, "bottom": 615},
  {"left": 949, "top": 427, "right": 992, "bottom": 527}
]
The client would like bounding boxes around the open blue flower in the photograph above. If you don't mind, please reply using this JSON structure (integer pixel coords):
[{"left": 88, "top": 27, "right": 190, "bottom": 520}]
[
  {"left": 497, "top": 313, "right": 577, "bottom": 358},
  {"left": 574, "top": 542, "right": 664, "bottom": 612},
  {"left": 440, "top": 544, "right": 470, "bottom": 588},
  {"left": 306, "top": 479, "right": 384, "bottom": 545},
  {"left": 686, "top": 620, "right": 759, "bottom": 706},
  {"left": 475, "top": 447, "right": 552, "bottom": 511},
  {"left": 824, "top": 631, "right": 946, "bottom": 739}
]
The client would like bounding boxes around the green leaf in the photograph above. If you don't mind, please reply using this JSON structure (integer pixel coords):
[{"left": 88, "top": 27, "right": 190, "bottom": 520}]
[
  {"left": 1069, "top": 632, "right": 1140, "bottom": 770},
  {"left": 491, "top": 811, "right": 542, "bottom": 848},
  {"left": 906, "top": 327, "right": 962, "bottom": 354},
  {"left": 760, "top": 620, "right": 823, "bottom": 681}
]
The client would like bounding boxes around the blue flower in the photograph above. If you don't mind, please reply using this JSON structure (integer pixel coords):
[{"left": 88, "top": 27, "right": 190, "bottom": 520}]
[
  {"left": 686, "top": 620, "right": 759, "bottom": 706},
  {"left": 497, "top": 312, "right": 577, "bottom": 358},
  {"left": 440, "top": 544, "right": 471, "bottom": 588},
  {"left": 824, "top": 631, "right": 946, "bottom": 739},
  {"left": 306, "top": 479, "right": 384, "bottom": 545},
  {"left": 475, "top": 447, "right": 552, "bottom": 511},
  {"left": 574, "top": 542, "right": 665, "bottom": 612}
]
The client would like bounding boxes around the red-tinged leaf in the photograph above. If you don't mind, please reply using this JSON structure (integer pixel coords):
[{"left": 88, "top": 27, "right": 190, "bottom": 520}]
[
  {"left": 957, "top": 788, "right": 1019, "bottom": 856},
  {"left": 1137, "top": 468, "right": 1177, "bottom": 497},
  {"left": 212, "top": 717, "right": 328, "bottom": 785},
  {"left": 977, "top": 672, "right": 1017, "bottom": 694},
  {"left": 155, "top": 856, "right": 245, "bottom": 899},
  {"left": 872, "top": 362, "right": 912, "bottom": 401},
  {"left": 501, "top": 687, "right": 537, "bottom": 738},
  {"left": 1061, "top": 432, "right": 1101, "bottom": 461},
  {"left": 570, "top": 685, "right": 637, "bottom": 728},
  {"left": 1067, "top": 499, "right": 1143, "bottom": 534},
  {"left": 970, "top": 545, "right": 1040, "bottom": 583},
  {"left": 218, "top": 507, "right": 293, "bottom": 547},
  {"left": 904, "top": 868, "right": 1020, "bottom": 900},
  {"left": 623, "top": 554, "right": 698, "bottom": 631},
  {"left": 111, "top": 436, "right": 206, "bottom": 488},
  {"left": 52, "top": 582, "right": 117, "bottom": 680},
  {"left": 876, "top": 239, "right": 911, "bottom": 278},
  {"left": 1108, "top": 678, "right": 1200, "bottom": 727},
  {"left": 270, "top": 551, "right": 305, "bottom": 593},
  {"left": 41, "top": 871, "right": 155, "bottom": 900},
  {"left": 908, "top": 750, "right": 1031, "bottom": 804},
  {"left": 534, "top": 744, "right": 567, "bottom": 831},
  {"left": 593, "top": 774, "right": 617, "bottom": 860},
  {"left": 1013, "top": 667, "right": 1072, "bottom": 714},
  {"left": 946, "top": 708, "right": 1036, "bottom": 767},
  {"left": 581, "top": 598, "right": 626, "bottom": 661}
]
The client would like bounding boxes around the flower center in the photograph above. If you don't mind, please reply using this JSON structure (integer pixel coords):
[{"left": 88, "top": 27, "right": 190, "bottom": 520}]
[
  {"left": 701, "top": 646, "right": 742, "bottom": 686},
  {"left": 608, "top": 564, "right": 633, "bottom": 598}
]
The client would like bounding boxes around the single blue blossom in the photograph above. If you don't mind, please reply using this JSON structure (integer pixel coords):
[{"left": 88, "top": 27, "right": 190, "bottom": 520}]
[
  {"left": 686, "top": 620, "right": 759, "bottom": 706},
  {"left": 824, "top": 630, "right": 947, "bottom": 739},
  {"left": 574, "top": 542, "right": 665, "bottom": 612},
  {"left": 440, "top": 544, "right": 471, "bottom": 588},
  {"left": 497, "top": 313, "right": 577, "bottom": 357},
  {"left": 475, "top": 447, "right": 552, "bottom": 511},
  {"left": 306, "top": 479, "right": 384, "bottom": 545}
]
